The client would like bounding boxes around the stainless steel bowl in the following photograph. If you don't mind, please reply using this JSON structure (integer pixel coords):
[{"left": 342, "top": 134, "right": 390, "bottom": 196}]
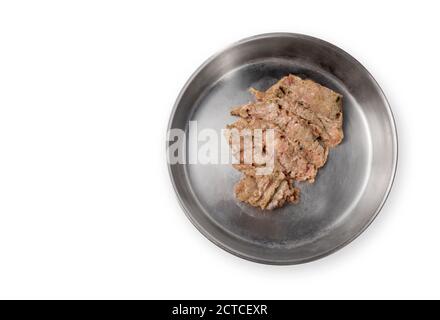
[{"left": 167, "top": 33, "right": 397, "bottom": 265}]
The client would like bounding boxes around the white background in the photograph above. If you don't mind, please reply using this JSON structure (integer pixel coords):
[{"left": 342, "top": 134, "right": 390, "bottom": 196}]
[{"left": 0, "top": 1, "right": 438, "bottom": 300}]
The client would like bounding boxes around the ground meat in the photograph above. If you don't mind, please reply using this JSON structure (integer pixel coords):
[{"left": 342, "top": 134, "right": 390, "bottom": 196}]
[{"left": 227, "top": 74, "right": 343, "bottom": 210}]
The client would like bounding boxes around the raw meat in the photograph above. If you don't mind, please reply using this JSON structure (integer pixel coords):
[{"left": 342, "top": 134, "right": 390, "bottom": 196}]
[{"left": 226, "top": 74, "right": 343, "bottom": 210}]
